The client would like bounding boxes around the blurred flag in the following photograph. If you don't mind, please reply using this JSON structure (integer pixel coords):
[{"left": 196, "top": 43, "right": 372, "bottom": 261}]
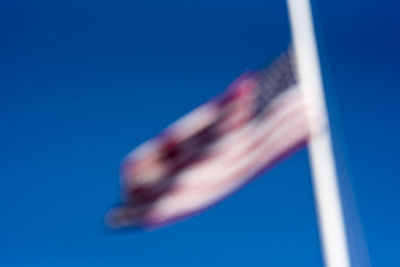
[{"left": 107, "top": 51, "right": 317, "bottom": 229}]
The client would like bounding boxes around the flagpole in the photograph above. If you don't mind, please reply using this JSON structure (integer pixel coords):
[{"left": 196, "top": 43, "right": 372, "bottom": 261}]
[{"left": 286, "top": 0, "right": 351, "bottom": 266}]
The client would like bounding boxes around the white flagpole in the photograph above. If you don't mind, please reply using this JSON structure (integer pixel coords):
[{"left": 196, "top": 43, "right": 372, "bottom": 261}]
[{"left": 286, "top": 0, "right": 351, "bottom": 266}]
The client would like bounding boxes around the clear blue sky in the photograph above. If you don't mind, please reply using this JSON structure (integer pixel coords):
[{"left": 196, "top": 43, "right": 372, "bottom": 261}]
[{"left": 1, "top": 0, "right": 399, "bottom": 266}]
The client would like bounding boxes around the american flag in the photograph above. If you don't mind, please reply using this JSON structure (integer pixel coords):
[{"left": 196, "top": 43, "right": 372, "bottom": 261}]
[{"left": 107, "top": 51, "right": 317, "bottom": 229}]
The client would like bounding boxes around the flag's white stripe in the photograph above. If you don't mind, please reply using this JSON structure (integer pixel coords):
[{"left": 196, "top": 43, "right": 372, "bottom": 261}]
[
  {"left": 145, "top": 94, "right": 312, "bottom": 223},
  {"left": 146, "top": 117, "right": 309, "bottom": 223},
  {"left": 161, "top": 96, "right": 308, "bottom": 197},
  {"left": 175, "top": 113, "right": 309, "bottom": 194},
  {"left": 208, "top": 88, "right": 305, "bottom": 160},
  {"left": 177, "top": 89, "right": 310, "bottom": 186},
  {"left": 167, "top": 103, "right": 220, "bottom": 142}
]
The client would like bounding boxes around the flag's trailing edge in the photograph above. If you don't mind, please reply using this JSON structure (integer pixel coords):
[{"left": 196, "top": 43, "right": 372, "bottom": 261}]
[{"left": 107, "top": 51, "right": 317, "bottom": 230}]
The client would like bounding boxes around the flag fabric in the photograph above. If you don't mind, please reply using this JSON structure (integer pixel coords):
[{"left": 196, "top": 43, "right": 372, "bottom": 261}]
[{"left": 107, "top": 51, "right": 317, "bottom": 229}]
